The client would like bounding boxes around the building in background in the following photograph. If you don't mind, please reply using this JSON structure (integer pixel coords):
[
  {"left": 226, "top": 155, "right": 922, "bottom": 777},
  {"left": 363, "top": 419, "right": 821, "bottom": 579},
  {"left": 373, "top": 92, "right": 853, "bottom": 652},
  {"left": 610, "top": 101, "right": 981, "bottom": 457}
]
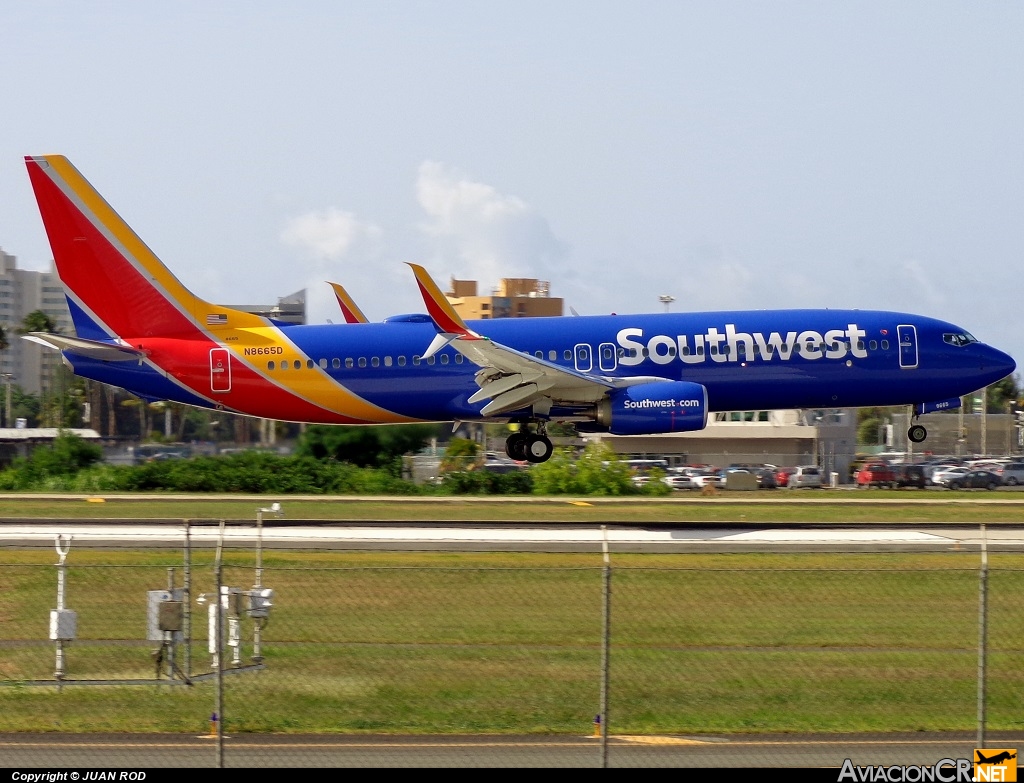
[
  {"left": 445, "top": 278, "right": 562, "bottom": 320},
  {"left": 225, "top": 289, "right": 306, "bottom": 325},
  {"left": 0, "top": 249, "right": 74, "bottom": 396}
]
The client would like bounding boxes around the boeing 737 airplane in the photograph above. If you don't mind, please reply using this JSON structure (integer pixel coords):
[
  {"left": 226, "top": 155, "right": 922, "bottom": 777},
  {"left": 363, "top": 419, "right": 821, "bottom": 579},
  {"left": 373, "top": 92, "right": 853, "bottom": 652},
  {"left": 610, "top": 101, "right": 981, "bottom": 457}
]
[{"left": 22, "top": 155, "right": 1016, "bottom": 463}]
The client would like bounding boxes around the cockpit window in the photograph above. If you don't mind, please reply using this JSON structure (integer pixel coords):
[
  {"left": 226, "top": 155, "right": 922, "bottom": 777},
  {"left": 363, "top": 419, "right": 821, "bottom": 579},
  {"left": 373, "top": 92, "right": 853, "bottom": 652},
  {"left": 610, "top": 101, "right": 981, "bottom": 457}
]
[{"left": 943, "top": 332, "right": 978, "bottom": 347}]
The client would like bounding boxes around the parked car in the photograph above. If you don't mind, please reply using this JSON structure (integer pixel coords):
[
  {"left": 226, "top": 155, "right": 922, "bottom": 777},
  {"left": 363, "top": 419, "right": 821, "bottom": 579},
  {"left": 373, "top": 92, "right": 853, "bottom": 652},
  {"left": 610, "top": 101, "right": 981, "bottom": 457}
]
[
  {"left": 775, "top": 467, "right": 794, "bottom": 487},
  {"left": 789, "top": 465, "right": 822, "bottom": 489},
  {"left": 754, "top": 468, "right": 778, "bottom": 489},
  {"left": 689, "top": 471, "right": 723, "bottom": 489},
  {"left": 946, "top": 470, "right": 1002, "bottom": 491},
  {"left": 895, "top": 464, "right": 927, "bottom": 489},
  {"left": 856, "top": 462, "right": 896, "bottom": 488},
  {"left": 932, "top": 466, "right": 970, "bottom": 487},
  {"left": 662, "top": 474, "right": 696, "bottom": 490},
  {"left": 992, "top": 462, "right": 1024, "bottom": 486}
]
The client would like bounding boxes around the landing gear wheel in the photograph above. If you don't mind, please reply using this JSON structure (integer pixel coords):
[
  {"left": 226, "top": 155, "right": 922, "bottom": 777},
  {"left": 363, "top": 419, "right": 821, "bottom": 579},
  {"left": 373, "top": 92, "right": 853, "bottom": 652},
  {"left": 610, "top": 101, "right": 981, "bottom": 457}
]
[
  {"left": 908, "top": 425, "right": 927, "bottom": 444},
  {"left": 524, "top": 435, "right": 553, "bottom": 464},
  {"left": 505, "top": 432, "right": 529, "bottom": 461}
]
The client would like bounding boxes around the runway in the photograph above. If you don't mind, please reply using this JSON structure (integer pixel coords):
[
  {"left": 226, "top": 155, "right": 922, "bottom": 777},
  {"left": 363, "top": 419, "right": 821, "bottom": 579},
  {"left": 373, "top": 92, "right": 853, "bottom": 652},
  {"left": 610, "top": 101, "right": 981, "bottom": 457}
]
[
  {"left": 2, "top": 731, "right": 1022, "bottom": 768},
  {"left": 2, "top": 521, "right": 1023, "bottom": 552}
]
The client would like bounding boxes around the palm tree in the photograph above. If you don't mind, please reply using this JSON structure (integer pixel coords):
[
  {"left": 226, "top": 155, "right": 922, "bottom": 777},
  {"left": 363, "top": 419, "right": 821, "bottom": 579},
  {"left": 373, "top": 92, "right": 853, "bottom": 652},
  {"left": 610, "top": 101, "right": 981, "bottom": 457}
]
[{"left": 18, "top": 310, "right": 62, "bottom": 426}]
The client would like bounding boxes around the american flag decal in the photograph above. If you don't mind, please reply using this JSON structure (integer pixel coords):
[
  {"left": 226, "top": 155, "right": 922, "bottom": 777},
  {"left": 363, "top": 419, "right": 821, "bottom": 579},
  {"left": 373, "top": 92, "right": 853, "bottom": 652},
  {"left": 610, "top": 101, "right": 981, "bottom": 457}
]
[{"left": 206, "top": 313, "right": 228, "bottom": 325}]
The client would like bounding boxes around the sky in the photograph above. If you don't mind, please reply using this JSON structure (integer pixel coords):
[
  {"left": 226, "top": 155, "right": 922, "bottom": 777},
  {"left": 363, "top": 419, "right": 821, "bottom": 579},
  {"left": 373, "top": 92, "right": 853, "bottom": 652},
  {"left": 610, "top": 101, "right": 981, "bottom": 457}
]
[{"left": 0, "top": 2, "right": 1021, "bottom": 371}]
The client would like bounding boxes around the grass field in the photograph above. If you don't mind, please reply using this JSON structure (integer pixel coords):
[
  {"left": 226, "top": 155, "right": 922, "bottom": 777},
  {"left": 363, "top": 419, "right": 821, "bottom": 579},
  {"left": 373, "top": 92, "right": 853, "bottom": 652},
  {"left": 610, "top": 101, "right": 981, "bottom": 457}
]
[{"left": 2, "top": 546, "right": 1022, "bottom": 735}]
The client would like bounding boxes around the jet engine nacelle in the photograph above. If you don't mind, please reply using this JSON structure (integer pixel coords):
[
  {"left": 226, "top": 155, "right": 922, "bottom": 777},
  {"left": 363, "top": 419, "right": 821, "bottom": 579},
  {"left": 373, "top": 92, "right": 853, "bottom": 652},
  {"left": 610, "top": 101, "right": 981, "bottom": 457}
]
[{"left": 595, "top": 381, "right": 709, "bottom": 436}]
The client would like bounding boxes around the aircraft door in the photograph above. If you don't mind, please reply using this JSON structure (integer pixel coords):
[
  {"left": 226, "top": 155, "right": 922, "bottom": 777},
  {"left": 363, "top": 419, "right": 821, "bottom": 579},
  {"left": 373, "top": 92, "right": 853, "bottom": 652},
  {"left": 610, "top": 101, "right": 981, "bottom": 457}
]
[
  {"left": 598, "top": 342, "right": 617, "bottom": 372},
  {"left": 210, "top": 347, "right": 232, "bottom": 392},
  {"left": 574, "top": 343, "right": 593, "bottom": 372},
  {"left": 897, "top": 325, "right": 918, "bottom": 369}
]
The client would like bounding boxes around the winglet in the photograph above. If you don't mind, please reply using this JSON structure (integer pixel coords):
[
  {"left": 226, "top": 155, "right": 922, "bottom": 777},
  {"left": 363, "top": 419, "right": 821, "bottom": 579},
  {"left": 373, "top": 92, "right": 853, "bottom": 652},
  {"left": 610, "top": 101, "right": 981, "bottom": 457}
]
[
  {"left": 327, "top": 282, "right": 369, "bottom": 324},
  {"left": 407, "top": 263, "right": 481, "bottom": 339}
]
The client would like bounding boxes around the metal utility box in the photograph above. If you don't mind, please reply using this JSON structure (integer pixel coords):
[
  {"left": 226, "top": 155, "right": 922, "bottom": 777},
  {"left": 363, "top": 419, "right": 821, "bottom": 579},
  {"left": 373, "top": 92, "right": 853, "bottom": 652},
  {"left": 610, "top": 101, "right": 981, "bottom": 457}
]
[
  {"left": 248, "top": 588, "right": 274, "bottom": 619},
  {"left": 147, "top": 589, "right": 184, "bottom": 642},
  {"left": 49, "top": 609, "right": 77, "bottom": 641}
]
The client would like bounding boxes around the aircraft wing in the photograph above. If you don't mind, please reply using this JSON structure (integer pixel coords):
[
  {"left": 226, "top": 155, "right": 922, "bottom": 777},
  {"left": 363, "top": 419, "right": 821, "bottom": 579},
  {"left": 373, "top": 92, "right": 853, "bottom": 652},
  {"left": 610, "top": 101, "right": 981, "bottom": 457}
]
[
  {"left": 327, "top": 281, "right": 370, "bottom": 324},
  {"left": 22, "top": 333, "right": 146, "bottom": 362},
  {"left": 408, "top": 264, "right": 664, "bottom": 417}
]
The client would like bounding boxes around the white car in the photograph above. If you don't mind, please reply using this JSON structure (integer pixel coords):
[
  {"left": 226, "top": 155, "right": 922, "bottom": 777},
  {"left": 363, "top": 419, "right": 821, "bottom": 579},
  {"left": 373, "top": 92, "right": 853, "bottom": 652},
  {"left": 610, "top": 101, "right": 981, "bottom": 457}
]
[
  {"left": 932, "top": 466, "right": 969, "bottom": 486},
  {"left": 789, "top": 465, "right": 823, "bottom": 489},
  {"left": 689, "top": 472, "right": 723, "bottom": 489},
  {"left": 662, "top": 474, "right": 696, "bottom": 490}
]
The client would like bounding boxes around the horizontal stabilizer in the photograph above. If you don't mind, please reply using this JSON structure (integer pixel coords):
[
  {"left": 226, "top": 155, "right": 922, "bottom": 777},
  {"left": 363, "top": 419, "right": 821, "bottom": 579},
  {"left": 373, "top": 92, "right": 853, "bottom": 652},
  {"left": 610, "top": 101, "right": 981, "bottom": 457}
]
[{"left": 22, "top": 333, "right": 145, "bottom": 362}]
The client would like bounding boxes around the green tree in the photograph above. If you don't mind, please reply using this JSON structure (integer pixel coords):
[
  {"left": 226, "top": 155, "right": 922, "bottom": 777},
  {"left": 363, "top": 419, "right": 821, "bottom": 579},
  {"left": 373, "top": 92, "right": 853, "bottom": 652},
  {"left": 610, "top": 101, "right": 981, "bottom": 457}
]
[
  {"left": 18, "top": 310, "right": 60, "bottom": 335},
  {"left": 440, "top": 437, "right": 480, "bottom": 472},
  {"left": 296, "top": 424, "right": 438, "bottom": 470},
  {"left": 987, "top": 374, "right": 1020, "bottom": 413}
]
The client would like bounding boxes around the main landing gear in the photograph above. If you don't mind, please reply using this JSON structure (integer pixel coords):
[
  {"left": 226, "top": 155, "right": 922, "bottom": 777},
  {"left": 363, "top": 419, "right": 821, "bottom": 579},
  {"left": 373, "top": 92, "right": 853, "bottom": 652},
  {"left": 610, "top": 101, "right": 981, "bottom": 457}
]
[
  {"left": 908, "top": 424, "right": 927, "bottom": 443},
  {"left": 505, "top": 422, "right": 554, "bottom": 463}
]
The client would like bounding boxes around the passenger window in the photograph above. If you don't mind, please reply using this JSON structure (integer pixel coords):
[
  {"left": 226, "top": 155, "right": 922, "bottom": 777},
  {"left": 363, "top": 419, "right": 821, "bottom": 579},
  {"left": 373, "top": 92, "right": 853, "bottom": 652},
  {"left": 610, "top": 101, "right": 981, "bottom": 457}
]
[
  {"left": 697, "top": 346, "right": 704, "bottom": 356},
  {"left": 857, "top": 341, "right": 865, "bottom": 350},
  {"left": 549, "top": 350, "right": 557, "bottom": 361},
  {"left": 398, "top": 356, "right": 407, "bottom": 366},
  {"left": 358, "top": 357, "right": 367, "bottom": 368},
  {"left": 881, "top": 340, "right": 889, "bottom": 350},
  {"left": 682, "top": 346, "right": 690, "bottom": 356},
  {"left": 535, "top": 351, "right": 542, "bottom": 359},
  {"left": 281, "top": 362, "right": 288, "bottom": 371},
  {"left": 319, "top": 358, "right": 328, "bottom": 369},
  {"left": 306, "top": 359, "right": 315, "bottom": 369},
  {"left": 371, "top": 357, "right": 380, "bottom": 367},
  {"left": 294, "top": 360, "right": 302, "bottom": 370},
  {"left": 642, "top": 348, "right": 650, "bottom": 357},
  {"left": 413, "top": 356, "right": 421, "bottom": 365},
  {"left": 455, "top": 354, "right": 464, "bottom": 364},
  {"left": 869, "top": 340, "right": 877, "bottom": 350},
  {"left": 268, "top": 361, "right": 275, "bottom": 370},
  {"left": 440, "top": 354, "right": 449, "bottom": 364},
  {"left": 427, "top": 356, "right": 436, "bottom": 365},
  {"left": 345, "top": 358, "right": 353, "bottom": 369},
  {"left": 566, "top": 350, "right": 573, "bottom": 360},
  {"left": 332, "top": 358, "right": 341, "bottom": 369},
  {"left": 384, "top": 356, "right": 393, "bottom": 367}
]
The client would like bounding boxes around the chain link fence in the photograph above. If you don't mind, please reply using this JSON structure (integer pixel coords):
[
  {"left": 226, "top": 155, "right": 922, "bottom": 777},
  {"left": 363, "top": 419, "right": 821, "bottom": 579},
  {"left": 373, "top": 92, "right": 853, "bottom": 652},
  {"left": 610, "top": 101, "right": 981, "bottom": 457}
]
[{"left": 1, "top": 532, "right": 1022, "bottom": 767}]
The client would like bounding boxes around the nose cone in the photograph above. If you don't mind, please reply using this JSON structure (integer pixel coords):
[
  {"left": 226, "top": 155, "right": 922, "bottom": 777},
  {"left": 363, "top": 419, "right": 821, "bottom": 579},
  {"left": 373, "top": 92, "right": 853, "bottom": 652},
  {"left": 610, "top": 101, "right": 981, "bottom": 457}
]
[{"left": 981, "top": 344, "right": 1016, "bottom": 385}]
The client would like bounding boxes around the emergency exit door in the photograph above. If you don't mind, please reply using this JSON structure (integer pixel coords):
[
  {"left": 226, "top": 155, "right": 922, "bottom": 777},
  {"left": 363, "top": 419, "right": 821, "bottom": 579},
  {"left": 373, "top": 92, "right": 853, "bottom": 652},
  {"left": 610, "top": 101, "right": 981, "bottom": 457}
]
[{"left": 210, "top": 348, "right": 232, "bottom": 392}]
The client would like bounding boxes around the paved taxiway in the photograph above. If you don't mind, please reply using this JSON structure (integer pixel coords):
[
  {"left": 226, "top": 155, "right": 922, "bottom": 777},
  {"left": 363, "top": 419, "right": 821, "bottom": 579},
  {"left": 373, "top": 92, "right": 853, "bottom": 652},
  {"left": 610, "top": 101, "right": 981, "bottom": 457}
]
[{"left": 2, "top": 521, "right": 1023, "bottom": 552}]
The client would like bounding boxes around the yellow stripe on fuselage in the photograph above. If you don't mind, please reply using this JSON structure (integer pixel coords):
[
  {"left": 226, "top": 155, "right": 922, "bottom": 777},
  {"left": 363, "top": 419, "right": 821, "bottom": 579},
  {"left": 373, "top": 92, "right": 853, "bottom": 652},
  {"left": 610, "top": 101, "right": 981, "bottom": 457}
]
[{"left": 221, "top": 326, "right": 417, "bottom": 423}]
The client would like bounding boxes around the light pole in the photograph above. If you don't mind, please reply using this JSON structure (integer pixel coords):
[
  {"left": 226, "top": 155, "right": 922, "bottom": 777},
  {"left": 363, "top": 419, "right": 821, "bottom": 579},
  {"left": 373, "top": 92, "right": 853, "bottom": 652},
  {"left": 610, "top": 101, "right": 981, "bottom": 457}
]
[{"left": 658, "top": 295, "right": 675, "bottom": 313}]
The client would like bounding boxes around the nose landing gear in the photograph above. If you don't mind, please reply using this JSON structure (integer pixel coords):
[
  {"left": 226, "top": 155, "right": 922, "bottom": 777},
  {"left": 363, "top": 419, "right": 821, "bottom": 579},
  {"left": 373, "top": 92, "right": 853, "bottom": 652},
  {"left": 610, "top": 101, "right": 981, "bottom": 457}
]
[
  {"left": 908, "top": 424, "right": 927, "bottom": 443},
  {"left": 505, "top": 422, "right": 554, "bottom": 463}
]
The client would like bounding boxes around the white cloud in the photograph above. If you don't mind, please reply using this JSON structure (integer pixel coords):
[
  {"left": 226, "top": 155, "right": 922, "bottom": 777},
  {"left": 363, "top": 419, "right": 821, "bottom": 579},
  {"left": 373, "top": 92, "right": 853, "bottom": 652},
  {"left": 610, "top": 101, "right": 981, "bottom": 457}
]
[
  {"left": 280, "top": 208, "right": 382, "bottom": 266},
  {"left": 415, "top": 160, "right": 567, "bottom": 286}
]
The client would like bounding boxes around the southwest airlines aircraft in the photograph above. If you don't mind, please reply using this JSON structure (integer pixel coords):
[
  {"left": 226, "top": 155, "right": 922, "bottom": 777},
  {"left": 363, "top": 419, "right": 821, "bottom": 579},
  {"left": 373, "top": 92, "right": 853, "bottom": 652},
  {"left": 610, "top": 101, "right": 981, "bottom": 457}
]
[{"left": 23, "top": 155, "right": 1016, "bottom": 463}]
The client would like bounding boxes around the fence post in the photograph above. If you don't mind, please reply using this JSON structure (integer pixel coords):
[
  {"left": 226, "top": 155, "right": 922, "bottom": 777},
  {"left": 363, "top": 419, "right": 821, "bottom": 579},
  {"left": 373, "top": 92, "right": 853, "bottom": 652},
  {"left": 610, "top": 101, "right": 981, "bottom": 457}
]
[
  {"left": 977, "top": 522, "right": 988, "bottom": 748},
  {"left": 184, "top": 520, "right": 191, "bottom": 680},
  {"left": 599, "top": 525, "right": 611, "bottom": 768},
  {"left": 215, "top": 519, "right": 226, "bottom": 768}
]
